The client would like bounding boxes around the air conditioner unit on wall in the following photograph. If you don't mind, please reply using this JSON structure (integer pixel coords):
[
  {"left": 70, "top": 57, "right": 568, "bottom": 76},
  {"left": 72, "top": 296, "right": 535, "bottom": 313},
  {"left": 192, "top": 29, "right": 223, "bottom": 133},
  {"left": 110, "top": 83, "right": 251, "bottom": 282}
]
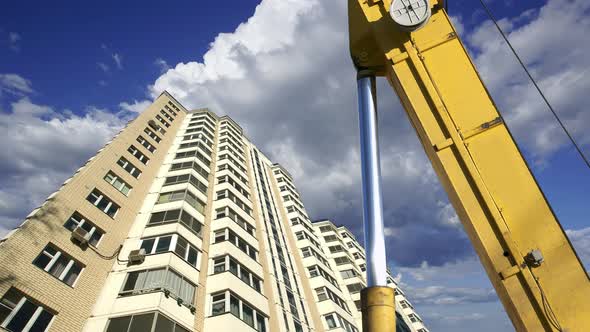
[
  {"left": 71, "top": 226, "right": 91, "bottom": 245},
  {"left": 128, "top": 248, "right": 146, "bottom": 264}
]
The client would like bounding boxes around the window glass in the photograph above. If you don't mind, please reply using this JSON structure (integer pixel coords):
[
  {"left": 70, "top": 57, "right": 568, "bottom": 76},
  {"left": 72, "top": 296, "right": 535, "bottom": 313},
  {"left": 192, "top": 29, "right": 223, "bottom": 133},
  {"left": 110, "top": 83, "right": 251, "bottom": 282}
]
[
  {"left": 211, "top": 294, "right": 225, "bottom": 316},
  {"left": 107, "top": 316, "right": 131, "bottom": 332},
  {"left": 155, "top": 236, "right": 172, "bottom": 253},
  {"left": 129, "top": 313, "right": 154, "bottom": 331},
  {"left": 325, "top": 314, "right": 337, "bottom": 328},
  {"left": 6, "top": 300, "right": 36, "bottom": 331},
  {"left": 175, "top": 237, "right": 188, "bottom": 258},
  {"left": 230, "top": 295, "right": 240, "bottom": 317},
  {"left": 256, "top": 313, "right": 266, "bottom": 332},
  {"left": 187, "top": 247, "right": 198, "bottom": 266},
  {"left": 155, "top": 313, "right": 174, "bottom": 332},
  {"left": 29, "top": 309, "right": 54, "bottom": 332},
  {"left": 141, "top": 238, "right": 155, "bottom": 253},
  {"left": 242, "top": 304, "right": 254, "bottom": 327}
]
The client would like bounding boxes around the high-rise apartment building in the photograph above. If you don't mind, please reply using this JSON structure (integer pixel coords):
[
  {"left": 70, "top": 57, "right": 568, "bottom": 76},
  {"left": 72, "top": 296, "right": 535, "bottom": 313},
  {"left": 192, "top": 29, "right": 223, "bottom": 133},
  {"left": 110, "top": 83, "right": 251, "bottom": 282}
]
[{"left": 0, "top": 92, "right": 428, "bottom": 332}]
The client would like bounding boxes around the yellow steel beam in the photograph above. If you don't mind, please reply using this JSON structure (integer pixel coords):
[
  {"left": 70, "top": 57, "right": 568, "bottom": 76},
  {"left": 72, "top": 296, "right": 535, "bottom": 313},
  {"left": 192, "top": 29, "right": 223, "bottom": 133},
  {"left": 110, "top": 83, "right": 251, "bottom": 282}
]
[{"left": 349, "top": 0, "right": 590, "bottom": 331}]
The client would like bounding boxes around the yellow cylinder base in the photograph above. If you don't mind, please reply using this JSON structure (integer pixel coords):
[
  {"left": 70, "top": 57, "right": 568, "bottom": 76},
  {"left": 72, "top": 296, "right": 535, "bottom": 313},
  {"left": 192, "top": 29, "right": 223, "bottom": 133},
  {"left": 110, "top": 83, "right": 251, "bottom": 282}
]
[{"left": 361, "top": 286, "right": 396, "bottom": 332}]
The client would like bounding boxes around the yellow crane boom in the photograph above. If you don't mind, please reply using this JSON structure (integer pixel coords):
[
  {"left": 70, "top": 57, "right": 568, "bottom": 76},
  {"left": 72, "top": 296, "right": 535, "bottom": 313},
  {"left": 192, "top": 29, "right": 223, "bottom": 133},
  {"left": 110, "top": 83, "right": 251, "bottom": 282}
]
[{"left": 349, "top": 0, "right": 590, "bottom": 331}]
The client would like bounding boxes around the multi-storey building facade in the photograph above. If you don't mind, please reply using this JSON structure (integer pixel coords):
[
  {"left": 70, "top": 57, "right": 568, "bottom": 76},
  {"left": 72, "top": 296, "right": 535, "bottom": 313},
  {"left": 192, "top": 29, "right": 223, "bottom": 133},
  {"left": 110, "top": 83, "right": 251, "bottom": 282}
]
[
  {"left": 311, "top": 220, "right": 428, "bottom": 332},
  {"left": 0, "top": 92, "right": 427, "bottom": 332}
]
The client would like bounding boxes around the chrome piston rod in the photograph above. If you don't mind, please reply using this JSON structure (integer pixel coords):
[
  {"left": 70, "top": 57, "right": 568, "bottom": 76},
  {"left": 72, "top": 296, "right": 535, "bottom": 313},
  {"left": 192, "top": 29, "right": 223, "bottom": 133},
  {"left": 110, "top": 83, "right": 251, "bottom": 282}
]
[{"left": 357, "top": 71, "right": 388, "bottom": 287}]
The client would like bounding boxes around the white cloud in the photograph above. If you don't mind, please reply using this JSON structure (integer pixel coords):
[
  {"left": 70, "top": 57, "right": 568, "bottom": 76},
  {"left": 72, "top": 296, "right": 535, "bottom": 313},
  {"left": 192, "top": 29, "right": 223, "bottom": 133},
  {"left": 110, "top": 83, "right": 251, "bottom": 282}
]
[
  {"left": 97, "top": 62, "right": 110, "bottom": 73},
  {"left": 154, "top": 58, "right": 170, "bottom": 73},
  {"left": 8, "top": 32, "right": 20, "bottom": 52},
  {"left": 112, "top": 53, "right": 123, "bottom": 69},
  {"left": 144, "top": 0, "right": 472, "bottom": 268},
  {"left": 566, "top": 227, "right": 590, "bottom": 268},
  {"left": 119, "top": 99, "right": 151, "bottom": 113},
  {"left": 467, "top": 0, "right": 590, "bottom": 162},
  {"left": 0, "top": 74, "right": 33, "bottom": 96},
  {"left": 0, "top": 95, "right": 128, "bottom": 232}
]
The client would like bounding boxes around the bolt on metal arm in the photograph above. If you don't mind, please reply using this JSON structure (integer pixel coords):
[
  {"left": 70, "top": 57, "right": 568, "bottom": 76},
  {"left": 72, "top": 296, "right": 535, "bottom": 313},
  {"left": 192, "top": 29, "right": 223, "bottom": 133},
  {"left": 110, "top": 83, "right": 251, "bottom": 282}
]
[{"left": 357, "top": 70, "right": 396, "bottom": 332}]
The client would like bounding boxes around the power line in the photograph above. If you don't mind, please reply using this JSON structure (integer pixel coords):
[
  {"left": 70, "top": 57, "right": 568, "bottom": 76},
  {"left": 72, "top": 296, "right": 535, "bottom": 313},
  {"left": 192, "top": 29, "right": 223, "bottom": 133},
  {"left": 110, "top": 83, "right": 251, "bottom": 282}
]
[{"left": 477, "top": 0, "right": 590, "bottom": 169}]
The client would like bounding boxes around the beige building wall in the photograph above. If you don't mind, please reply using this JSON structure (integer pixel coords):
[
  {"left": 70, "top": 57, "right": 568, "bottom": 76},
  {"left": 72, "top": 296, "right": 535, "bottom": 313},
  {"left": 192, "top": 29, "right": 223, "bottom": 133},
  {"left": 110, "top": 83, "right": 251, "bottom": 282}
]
[
  {"left": 0, "top": 91, "right": 428, "bottom": 332},
  {"left": 0, "top": 91, "right": 186, "bottom": 332}
]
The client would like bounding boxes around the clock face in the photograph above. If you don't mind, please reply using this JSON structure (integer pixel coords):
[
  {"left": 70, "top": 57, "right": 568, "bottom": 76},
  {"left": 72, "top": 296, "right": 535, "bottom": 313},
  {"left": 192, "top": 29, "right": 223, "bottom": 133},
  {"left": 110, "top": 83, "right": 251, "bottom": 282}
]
[{"left": 389, "top": 0, "right": 431, "bottom": 31}]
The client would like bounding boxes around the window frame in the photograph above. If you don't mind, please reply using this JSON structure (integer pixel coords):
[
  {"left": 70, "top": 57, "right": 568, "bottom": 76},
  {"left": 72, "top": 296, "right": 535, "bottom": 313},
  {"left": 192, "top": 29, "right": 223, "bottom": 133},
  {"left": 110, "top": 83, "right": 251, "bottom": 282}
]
[{"left": 33, "top": 244, "right": 84, "bottom": 287}]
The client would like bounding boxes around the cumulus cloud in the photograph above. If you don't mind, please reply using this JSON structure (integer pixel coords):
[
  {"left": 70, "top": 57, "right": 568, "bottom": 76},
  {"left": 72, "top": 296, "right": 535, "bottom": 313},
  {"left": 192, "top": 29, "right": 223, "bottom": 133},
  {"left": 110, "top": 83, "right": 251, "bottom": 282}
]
[
  {"left": 0, "top": 95, "right": 127, "bottom": 234},
  {"left": 407, "top": 285, "right": 496, "bottom": 305},
  {"left": 0, "top": 74, "right": 33, "bottom": 96},
  {"left": 119, "top": 99, "right": 151, "bottom": 113},
  {"left": 146, "top": 0, "right": 473, "bottom": 268},
  {"left": 566, "top": 227, "right": 590, "bottom": 267},
  {"left": 466, "top": 0, "right": 590, "bottom": 162}
]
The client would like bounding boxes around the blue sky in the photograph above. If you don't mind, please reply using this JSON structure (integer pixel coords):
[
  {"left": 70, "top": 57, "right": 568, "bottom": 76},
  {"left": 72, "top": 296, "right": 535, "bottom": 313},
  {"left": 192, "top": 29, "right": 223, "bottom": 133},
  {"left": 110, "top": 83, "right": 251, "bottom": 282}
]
[{"left": 1, "top": 1, "right": 590, "bottom": 331}]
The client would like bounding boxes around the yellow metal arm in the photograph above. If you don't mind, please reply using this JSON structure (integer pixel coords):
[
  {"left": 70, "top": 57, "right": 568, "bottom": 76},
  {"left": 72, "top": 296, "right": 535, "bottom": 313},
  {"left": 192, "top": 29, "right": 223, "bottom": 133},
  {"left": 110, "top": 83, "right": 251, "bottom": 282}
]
[{"left": 349, "top": 1, "right": 590, "bottom": 331}]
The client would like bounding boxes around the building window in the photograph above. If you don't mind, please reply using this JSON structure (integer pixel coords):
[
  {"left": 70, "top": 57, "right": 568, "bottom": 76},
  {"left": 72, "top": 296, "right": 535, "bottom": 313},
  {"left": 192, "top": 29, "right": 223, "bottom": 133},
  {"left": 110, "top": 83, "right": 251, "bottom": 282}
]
[
  {"left": 319, "top": 225, "right": 334, "bottom": 233},
  {"left": 315, "top": 287, "right": 349, "bottom": 313},
  {"left": 120, "top": 267, "right": 196, "bottom": 306},
  {"left": 147, "top": 209, "right": 203, "bottom": 238},
  {"left": 209, "top": 291, "right": 267, "bottom": 331},
  {"left": 136, "top": 135, "right": 156, "bottom": 153},
  {"left": 354, "top": 300, "right": 361, "bottom": 311},
  {"left": 148, "top": 120, "right": 166, "bottom": 135},
  {"left": 184, "top": 129, "right": 214, "bottom": 141},
  {"left": 217, "top": 175, "right": 250, "bottom": 199},
  {"left": 324, "top": 235, "right": 338, "bottom": 242},
  {"left": 218, "top": 153, "right": 246, "bottom": 172},
  {"left": 217, "top": 164, "right": 248, "bottom": 185},
  {"left": 160, "top": 109, "right": 174, "bottom": 122},
  {"left": 155, "top": 115, "right": 170, "bottom": 128},
  {"left": 340, "top": 269, "right": 359, "bottom": 279},
  {"left": 408, "top": 313, "right": 422, "bottom": 323},
  {"left": 213, "top": 229, "right": 258, "bottom": 261},
  {"left": 359, "top": 264, "right": 366, "bottom": 272},
  {"left": 174, "top": 149, "right": 211, "bottom": 167},
  {"left": 346, "top": 283, "right": 364, "bottom": 294},
  {"left": 179, "top": 141, "right": 213, "bottom": 156},
  {"left": 325, "top": 314, "right": 337, "bottom": 328},
  {"left": 329, "top": 245, "right": 344, "bottom": 253},
  {"left": 169, "top": 161, "right": 209, "bottom": 179},
  {"left": 63, "top": 212, "right": 103, "bottom": 247},
  {"left": 104, "top": 171, "right": 132, "bottom": 196},
  {"left": 140, "top": 234, "right": 200, "bottom": 268},
  {"left": 33, "top": 244, "right": 83, "bottom": 286},
  {"left": 307, "top": 265, "right": 339, "bottom": 288},
  {"left": 215, "top": 189, "right": 252, "bottom": 216},
  {"left": 164, "top": 174, "right": 207, "bottom": 195},
  {"left": 87, "top": 189, "right": 120, "bottom": 218},
  {"left": 117, "top": 157, "right": 141, "bottom": 178},
  {"left": 105, "top": 311, "right": 191, "bottom": 332},
  {"left": 323, "top": 313, "right": 358, "bottom": 332},
  {"left": 143, "top": 127, "right": 161, "bottom": 143},
  {"left": 128, "top": 145, "right": 150, "bottom": 165},
  {"left": 156, "top": 189, "right": 206, "bottom": 215},
  {"left": 215, "top": 206, "right": 255, "bottom": 236},
  {"left": 333, "top": 256, "right": 352, "bottom": 266},
  {"left": 0, "top": 288, "right": 55, "bottom": 332},
  {"left": 211, "top": 255, "right": 262, "bottom": 292}
]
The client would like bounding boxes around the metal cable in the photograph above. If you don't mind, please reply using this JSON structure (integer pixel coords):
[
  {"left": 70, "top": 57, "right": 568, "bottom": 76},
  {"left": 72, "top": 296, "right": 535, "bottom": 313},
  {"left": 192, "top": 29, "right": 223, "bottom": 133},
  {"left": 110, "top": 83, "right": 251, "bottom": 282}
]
[{"left": 478, "top": 0, "right": 590, "bottom": 169}]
